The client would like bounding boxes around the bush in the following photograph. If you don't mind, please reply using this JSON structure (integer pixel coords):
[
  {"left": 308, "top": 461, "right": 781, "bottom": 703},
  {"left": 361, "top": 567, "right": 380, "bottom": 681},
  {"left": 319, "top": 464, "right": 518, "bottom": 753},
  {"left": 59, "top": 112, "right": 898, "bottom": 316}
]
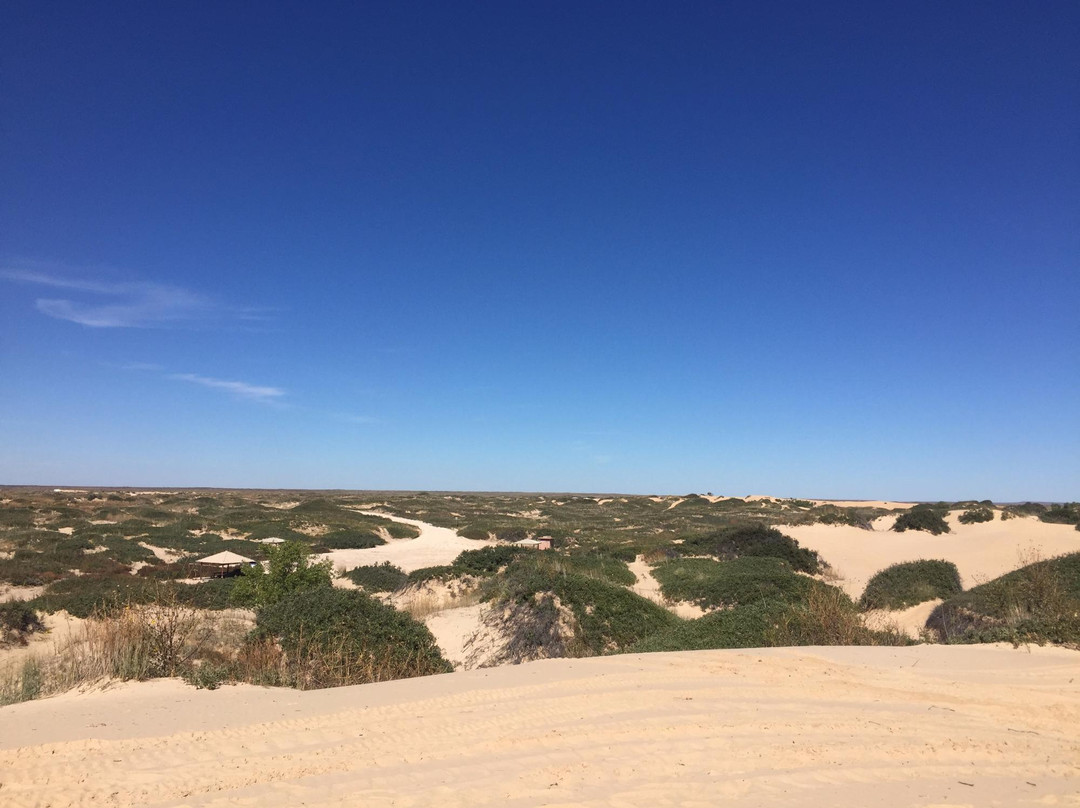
[
  {"left": 484, "top": 555, "right": 679, "bottom": 656},
  {"left": 859, "top": 560, "right": 963, "bottom": 610},
  {"left": 678, "top": 524, "right": 820, "bottom": 573},
  {"left": 652, "top": 557, "right": 828, "bottom": 610},
  {"left": 926, "top": 552, "right": 1080, "bottom": 646},
  {"left": 406, "top": 565, "right": 458, "bottom": 584},
  {"left": 1041, "top": 503, "right": 1080, "bottom": 526},
  {"left": 346, "top": 562, "right": 408, "bottom": 592},
  {"left": 632, "top": 602, "right": 788, "bottom": 652},
  {"left": 958, "top": 507, "right": 994, "bottom": 524},
  {"left": 254, "top": 587, "right": 452, "bottom": 687},
  {"left": 892, "top": 506, "right": 950, "bottom": 535},
  {"left": 231, "top": 541, "right": 332, "bottom": 607},
  {"left": 0, "top": 600, "right": 45, "bottom": 646},
  {"left": 314, "top": 529, "right": 385, "bottom": 550},
  {"left": 450, "top": 545, "right": 524, "bottom": 576}
]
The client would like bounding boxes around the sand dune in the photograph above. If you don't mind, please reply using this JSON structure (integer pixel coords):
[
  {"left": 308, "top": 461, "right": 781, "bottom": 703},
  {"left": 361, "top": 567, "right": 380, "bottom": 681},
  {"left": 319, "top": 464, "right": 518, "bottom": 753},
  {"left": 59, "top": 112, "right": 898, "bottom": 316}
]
[
  {"left": 785, "top": 514, "right": 1080, "bottom": 598},
  {"left": 316, "top": 511, "right": 492, "bottom": 573},
  {"left": 1, "top": 645, "right": 1077, "bottom": 807}
]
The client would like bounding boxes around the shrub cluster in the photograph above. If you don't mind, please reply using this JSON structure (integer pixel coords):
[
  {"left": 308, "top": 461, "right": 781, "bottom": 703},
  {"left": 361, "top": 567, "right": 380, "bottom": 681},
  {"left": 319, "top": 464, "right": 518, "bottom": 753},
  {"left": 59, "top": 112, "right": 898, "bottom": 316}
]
[
  {"left": 892, "top": 506, "right": 950, "bottom": 535},
  {"left": 1, "top": 600, "right": 45, "bottom": 646},
  {"left": 678, "top": 524, "right": 820, "bottom": 573},
  {"left": 345, "top": 562, "right": 408, "bottom": 592},
  {"left": 957, "top": 507, "right": 994, "bottom": 524},
  {"left": 859, "top": 560, "right": 963, "bottom": 610},
  {"left": 652, "top": 556, "right": 828, "bottom": 610}
]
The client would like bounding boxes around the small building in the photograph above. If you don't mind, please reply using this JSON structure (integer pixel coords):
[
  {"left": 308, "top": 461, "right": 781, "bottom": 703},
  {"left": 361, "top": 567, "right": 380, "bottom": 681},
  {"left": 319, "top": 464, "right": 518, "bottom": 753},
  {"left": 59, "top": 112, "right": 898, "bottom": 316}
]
[
  {"left": 514, "top": 537, "right": 552, "bottom": 551},
  {"left": 196, "top": 550, "right": 257, "bottom": 577},
  {"left": 255, "top": 537, "right": 285, "bottom": 545}
]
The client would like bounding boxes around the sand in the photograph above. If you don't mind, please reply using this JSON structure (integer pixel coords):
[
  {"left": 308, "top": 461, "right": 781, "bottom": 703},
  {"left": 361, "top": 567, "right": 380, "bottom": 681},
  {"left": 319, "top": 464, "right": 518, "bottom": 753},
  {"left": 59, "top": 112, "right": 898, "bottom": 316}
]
[
  {"left": 0, "top": 644, "right": 1076, "bottom": 807},
  {"left": 315, "top": 512, "right": 493, "bottom": 573},
  {"left": 785, "top": 514, "right": 1080, "bottom": 599}
]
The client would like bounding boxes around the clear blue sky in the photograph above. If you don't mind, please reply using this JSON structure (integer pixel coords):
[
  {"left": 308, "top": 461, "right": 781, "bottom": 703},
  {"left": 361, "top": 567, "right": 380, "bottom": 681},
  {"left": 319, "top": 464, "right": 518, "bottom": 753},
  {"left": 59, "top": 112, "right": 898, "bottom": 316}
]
[{"left": 2, "top": 2, "right": 1077, "bottom": 500}]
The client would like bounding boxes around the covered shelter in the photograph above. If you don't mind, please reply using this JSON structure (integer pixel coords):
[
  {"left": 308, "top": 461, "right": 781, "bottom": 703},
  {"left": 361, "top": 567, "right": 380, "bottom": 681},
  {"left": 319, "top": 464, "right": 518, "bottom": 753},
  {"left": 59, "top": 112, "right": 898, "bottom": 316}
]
[{"left": 196, "top": 550, "right": 257, "bottom": 577}]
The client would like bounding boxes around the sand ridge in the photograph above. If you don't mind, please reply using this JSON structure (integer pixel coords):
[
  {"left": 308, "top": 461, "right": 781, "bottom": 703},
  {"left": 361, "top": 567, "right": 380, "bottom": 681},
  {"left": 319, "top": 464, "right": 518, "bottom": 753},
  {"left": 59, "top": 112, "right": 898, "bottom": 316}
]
[{"left": 0, "top": 645, "right": 1077, "bottom": 807}]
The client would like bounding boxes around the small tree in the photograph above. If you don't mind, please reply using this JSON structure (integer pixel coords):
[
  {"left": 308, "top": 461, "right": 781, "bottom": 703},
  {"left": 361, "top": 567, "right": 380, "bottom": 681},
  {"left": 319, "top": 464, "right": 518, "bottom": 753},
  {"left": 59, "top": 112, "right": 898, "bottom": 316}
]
[{"left": 232, "top": 541, "right": 332, "bottom": 608}]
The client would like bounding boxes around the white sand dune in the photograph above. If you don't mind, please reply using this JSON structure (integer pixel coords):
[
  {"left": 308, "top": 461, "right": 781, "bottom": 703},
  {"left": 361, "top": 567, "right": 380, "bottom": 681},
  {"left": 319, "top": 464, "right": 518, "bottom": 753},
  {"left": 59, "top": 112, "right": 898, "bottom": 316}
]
[
  {"left": 317, "top": 511, "right": 492, "bottom": 573},
  {"left": 785, "top": 514, "right": 1080, "bottom": 599},
  {"left": 1, "top": 645, "right": 1077, "bottom": 807}
]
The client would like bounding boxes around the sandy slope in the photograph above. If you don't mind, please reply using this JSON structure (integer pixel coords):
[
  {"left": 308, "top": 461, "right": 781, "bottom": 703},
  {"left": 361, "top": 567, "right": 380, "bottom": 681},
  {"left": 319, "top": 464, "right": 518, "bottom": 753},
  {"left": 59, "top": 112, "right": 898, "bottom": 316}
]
[
  {"left": 785, "top": 515, "right": 1080, "bottom": 599},
  {"left": 316, "top": 511, "right": 492, "bottom": 573},
  {"left": 1, "top": 645, "right": 1078, "bottom": 807}
]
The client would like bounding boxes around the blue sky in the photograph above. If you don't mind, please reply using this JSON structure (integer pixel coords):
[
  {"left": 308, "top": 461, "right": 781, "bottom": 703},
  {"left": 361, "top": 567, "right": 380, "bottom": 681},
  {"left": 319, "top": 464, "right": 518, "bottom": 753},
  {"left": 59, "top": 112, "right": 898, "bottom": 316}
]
[{"left": 2, "top": 2, "right": 1077, "bottom": 499}]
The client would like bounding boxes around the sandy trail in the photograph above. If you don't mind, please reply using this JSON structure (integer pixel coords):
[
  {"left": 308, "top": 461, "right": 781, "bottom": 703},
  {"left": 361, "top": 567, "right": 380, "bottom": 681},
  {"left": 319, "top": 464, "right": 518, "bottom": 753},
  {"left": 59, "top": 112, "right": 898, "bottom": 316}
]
[
  {"left": 317, "top": 512, "right": 492, "bottom": 573},
  {"left": 0, "top": 645, "right": 1077, "bottom": 807},
  {"left": 785, "top": 515, "right": 1080, "bottom": 599}
]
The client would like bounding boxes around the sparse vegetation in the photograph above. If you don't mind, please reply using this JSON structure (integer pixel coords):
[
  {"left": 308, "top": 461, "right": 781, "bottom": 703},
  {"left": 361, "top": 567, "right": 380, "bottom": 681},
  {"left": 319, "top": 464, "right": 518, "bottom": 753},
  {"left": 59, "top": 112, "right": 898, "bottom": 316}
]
[{"left": 859, "top": 560, "right": 963, "bottom": 610}]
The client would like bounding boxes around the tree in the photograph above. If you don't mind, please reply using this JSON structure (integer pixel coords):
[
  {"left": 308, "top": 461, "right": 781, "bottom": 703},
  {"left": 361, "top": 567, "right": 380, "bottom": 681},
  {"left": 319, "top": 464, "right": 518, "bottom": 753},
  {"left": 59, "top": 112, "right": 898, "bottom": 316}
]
[{"left": 231, "top": 541, "right": 332, "bottom": 608}]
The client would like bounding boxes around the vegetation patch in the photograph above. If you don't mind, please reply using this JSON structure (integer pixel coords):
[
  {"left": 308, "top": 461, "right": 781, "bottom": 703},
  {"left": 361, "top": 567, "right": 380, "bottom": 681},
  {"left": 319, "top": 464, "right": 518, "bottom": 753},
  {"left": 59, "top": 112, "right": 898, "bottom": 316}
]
[
  {"left": 892, "top": 506, "right": 950, "bottom": 535},
  {"left": 346, "top": 562, "right": 408, "bottom": 592},
  {"left": 859, "top": 560, "right": 963, "bottom": 610},
  {"left": 926, "top": 552, "right": 1080, "bottom": 647},
  {"left": 1, "top": 600, "right": 45, "bottom": 646},
  {"left": 678, "top": 524, "right": 821, "bottom": 573},
  {"left": 958, "top": 507, "right": 994, "bottom": 524},
  {"left": 652, "top": 556, "right": 829, "bottom": 610},
  {"left": 254, "top": 587, "right": 452, "bottom": 688}
]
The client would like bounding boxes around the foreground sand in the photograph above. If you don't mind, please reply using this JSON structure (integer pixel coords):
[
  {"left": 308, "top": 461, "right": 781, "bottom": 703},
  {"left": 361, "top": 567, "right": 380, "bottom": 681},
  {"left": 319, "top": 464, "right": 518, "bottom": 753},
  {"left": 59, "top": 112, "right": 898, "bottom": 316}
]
[{"left": 1, "top": 645, "right": 1077, "bottom": 807}]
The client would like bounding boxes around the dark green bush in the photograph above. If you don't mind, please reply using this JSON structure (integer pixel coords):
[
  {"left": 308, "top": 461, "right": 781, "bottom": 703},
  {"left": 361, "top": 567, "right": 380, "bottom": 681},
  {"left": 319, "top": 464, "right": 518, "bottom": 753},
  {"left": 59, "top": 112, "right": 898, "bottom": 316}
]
[
  {"left": 958, "top": 507, "right": 994, "bottom": 524},
  {"left": 1041, "top": 503, "right": 1080, "bottom": 526},
  {"left": 926, "top": 553, "right": 1080, "bottom": 646},
  {"left": 405, "top": 565, "right": 458, "bottom": 584},
  {"left": 314, "top": 529, "right": 385, "bottom": 550},
  {"left": 653, "top": 556, "right": 830, "bottom": 610},
  {"left": 255, "top": 587, "right": 452, "bottom": 686},
  {"left": 678, "top": 524, "right": 820, "bottom": 573},
  {"left": 450, "top": 545, "right": 524, "bottom": 576},
  {"left": 632, "top": 602, "right": 788, "bottom": 652},
  {"left": 346, "top": 562, "right": 408, "bottom": 592},
  {"left": 892, "top": 506, "right": 950, "bottom": 535},
  {"left": 231, "top": 541, "right": 332, "bottom": 607},
  {"left": 859, "top": 560, "right": 963, "bottom": 610},
  {"left": 0, "top": 600, "right": 45, "bottom": 645}
]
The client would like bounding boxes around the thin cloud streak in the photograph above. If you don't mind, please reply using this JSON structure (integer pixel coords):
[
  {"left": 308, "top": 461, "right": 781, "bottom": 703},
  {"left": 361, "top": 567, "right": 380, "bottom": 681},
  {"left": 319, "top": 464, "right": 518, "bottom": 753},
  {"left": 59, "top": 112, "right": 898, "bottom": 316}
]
[
  {"left": 170, "top": 373, "right": 286, "bottom": 402},
  {"left": 2, "top": 267, "right": 271, "bottom": 329}
]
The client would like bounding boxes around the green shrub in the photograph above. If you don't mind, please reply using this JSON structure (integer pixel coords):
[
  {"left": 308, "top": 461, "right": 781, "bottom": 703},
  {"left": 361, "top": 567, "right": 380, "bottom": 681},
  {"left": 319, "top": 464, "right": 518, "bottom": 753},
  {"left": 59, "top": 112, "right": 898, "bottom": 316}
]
[
  {"left": 652, "top": 556, "right": 827, "bottom": 610},
  {"left": 0, "top": 600, "right": 45, "bottom": 645},
  {"left": 632, "top": 602, "right": 787, "bottom": 652},
  {"left": 450, "top": 545, "right": 524, "bottom": 576},
  {"left": 678, "top": 524, "right": 820, "bottom": 573},
  {"left": 859, "top": 560, "right": 963, "bottom": 610},
  {"left": 958, "top": 507, "right": 994, "bottom": 524},
  {"left": 231, "top": 541, "right": 332, "bottom": 607},
  {"left": 892, "top": 506, "right": 950, "bottom": 535},
  {"left": 1041, "top": 503, "right": 1080, "bottom": 526},
  {"left": 254, "top": 587, "right": 452, "bottom": 687},
  {"left": 346, "top": 562, "right": 408, "bottom": 592},
  {"left": 484, "top": 555, "right": 679, "bottom": 656},
  {"left": 406, "top": 565, "right": 458, "bottom": 584},
  {"left": 926, "top": 553, "right": 1080, "bottom": 646},
  {"left": 314, "top": 529, "right": 385, "bottom": 550}
]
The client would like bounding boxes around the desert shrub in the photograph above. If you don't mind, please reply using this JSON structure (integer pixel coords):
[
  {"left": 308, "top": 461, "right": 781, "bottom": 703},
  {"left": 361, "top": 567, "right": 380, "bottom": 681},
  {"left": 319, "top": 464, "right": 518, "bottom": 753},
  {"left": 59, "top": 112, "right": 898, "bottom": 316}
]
[
  {"left": 0, "top": 600, "right": 45, "bottom": 646},
  {"left": 385, "top": 521, "right": 420, "bottom": 539},
  {"left": 632, "top": 602, "right": 788, "bottom": 652},
  {"left": 807, "top": 505, "right": 872, "bottom": 528},
  {"left": 926, "top": 552, "right": 1080, "bottom": 646},
  {"left": 254, "top": 587, "right": 451, "bottom": 688},
  {"left": 450, "top": 545, "right": 524, "bottom": 576},
  {"left": 406, "top": 565, "right": 458, "bottom": 584},
  {"left": 346, "top": 562, "right": 408, "bottom": 592},
  {"left": 958, "top": 507, "right": 994, "bottom": 524},
  {"left": 859, "top": 560, "right": 963, "bottom": 610},
  {"left": 1041, "top": 503, "right": 1080, "bottom": 526},
  {"left": 458, "top": 526, "right": 492, "bottom": 541},
  {"left": 231, "top": 541, "right": 332, "bottom": 607},
  {"left": 768, "top": 585, "right": 910, "bottom": 647},
  {"left": 892, "top": 506, "right": 950, "bottom": 535},
  {"left": 1006, "top": 502, "right": 1046, "bottom": 517},
  {"left": 484, "top": 555, "right": 678, "bottom": 656},
  {"left": 313, "top": 529, "right": 385, "bottom": 550},
  {"left": 0, "top": 507, "right": 35, "bottom": 528},
  {"left": 653, "top": 557, "right": 828, "bottom": 609},
  {"left": 679, "top": 524, "right": 820, "bottom": 573}
]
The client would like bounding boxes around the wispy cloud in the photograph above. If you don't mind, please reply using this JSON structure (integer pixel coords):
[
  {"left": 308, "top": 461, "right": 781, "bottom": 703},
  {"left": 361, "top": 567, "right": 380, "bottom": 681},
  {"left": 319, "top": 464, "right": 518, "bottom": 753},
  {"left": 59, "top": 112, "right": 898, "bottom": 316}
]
[
  {"left": 170, "top": 373, "right": 286, "bottom": 403},
  {"left": 1, "top": 267, "right": 270, "bottom": 329}
]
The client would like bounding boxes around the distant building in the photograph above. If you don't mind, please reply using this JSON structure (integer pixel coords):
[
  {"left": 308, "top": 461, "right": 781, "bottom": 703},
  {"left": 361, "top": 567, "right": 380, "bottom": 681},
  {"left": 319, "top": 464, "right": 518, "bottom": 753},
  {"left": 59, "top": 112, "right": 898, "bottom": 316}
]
[{"left": 514, "top": 537, "right": 552, "bottom": 551}]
